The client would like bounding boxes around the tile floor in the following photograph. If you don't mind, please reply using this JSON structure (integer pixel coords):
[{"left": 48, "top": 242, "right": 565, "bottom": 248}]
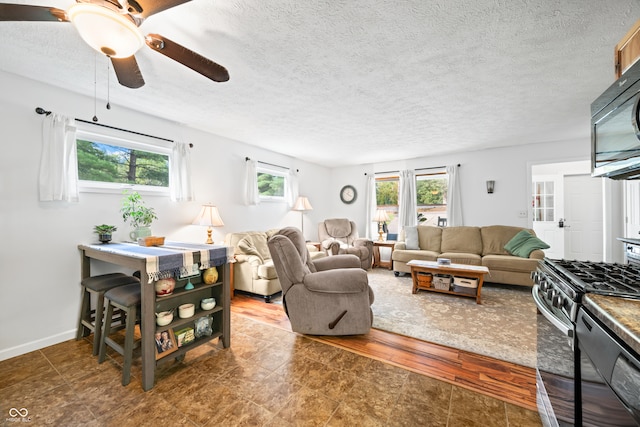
[{"left": 0, "top": 313, "right": 542, "bottom": 426}]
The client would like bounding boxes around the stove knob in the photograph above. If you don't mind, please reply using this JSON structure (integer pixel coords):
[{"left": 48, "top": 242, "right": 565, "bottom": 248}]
[
  {"left": 531, "top": 271, "right": 539, "bottom": 281},
  {"left": 539, "top": 278, "right": 550, "bottom": 292},
  {"left": 552, "top": 293, "right": 564, "bottom": 308},
  {"left": 546, "top": 288, "right": 556, "bottom": 301}
]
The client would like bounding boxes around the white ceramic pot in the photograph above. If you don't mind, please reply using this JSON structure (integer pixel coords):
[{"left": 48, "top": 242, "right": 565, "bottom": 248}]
[
  {"left": 201, "top": 297, "right": 216, "bottom": 310},
  {"left": 178, "top": 303, "right": 195, "bottom": 319},
  {"left": 129, "top": 226, "right": 152, "bottom": 241},
  {"left": 154, "top": 278, "right": 176, "bottom": 297},
  {"left": 156, "top": 311, "right": 173, "bottom": 326}
]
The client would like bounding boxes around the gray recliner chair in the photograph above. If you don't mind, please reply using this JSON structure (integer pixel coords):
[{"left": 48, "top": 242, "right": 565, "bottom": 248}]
[
  {"left": 318, "top": 218, "right": 373, "bottom": 270},
  {"left": 267, "top": 227, "right": 374, "bottom": 335}
]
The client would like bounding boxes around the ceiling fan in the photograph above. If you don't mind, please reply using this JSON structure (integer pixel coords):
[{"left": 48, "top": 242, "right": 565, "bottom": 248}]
[{"left": 0, "top": 0, "right": 230, "bottom": 88}]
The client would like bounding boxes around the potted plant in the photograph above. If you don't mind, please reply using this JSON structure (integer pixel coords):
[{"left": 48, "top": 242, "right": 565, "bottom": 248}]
[
  {"left": 94, "top": 224, "right": 117, "bottom": 243},
  {"left": 120, "top": 190, "right": 157, "bottom": 241}
]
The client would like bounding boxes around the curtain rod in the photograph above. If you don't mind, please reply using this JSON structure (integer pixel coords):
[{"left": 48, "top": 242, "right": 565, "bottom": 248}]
[
  {"left": 34, "top": 107, "right": 186, "bottom": 146},
  {"left": 245, "top": 156, "right": 291, "bottom": 171},
  {"left": 365, "top": 164, "right": 459, "bottom": 175}
]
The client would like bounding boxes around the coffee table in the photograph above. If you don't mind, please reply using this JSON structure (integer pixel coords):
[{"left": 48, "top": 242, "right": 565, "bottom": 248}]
[{"left": 407, "top": 260, "right": 489, "bottom": 304}]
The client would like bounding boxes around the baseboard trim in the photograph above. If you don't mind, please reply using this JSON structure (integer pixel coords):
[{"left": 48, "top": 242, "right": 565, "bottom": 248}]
[{"left": 0, "top": 330, "right": 76, "bottom": 362}]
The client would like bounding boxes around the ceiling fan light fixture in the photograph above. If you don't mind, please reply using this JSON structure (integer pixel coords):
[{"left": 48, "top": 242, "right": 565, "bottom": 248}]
[{"left": 67, "top": 3, "right": 144, "bottom": 58}]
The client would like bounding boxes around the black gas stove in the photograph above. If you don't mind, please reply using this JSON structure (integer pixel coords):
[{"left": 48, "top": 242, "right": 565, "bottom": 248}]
[
  {"left": 533, "top": 258, "right": 640, "bottom": 427},
  {"left": 545, "top": 259, "right": 640, "bottom": 298}
]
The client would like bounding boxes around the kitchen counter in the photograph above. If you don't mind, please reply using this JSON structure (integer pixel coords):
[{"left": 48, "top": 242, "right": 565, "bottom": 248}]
[
  {"left": 617, "top": 237, "right": 640, "bottom": 245},
  {"left": 583, "top": 294, "right": 640, "bottom": 355}
]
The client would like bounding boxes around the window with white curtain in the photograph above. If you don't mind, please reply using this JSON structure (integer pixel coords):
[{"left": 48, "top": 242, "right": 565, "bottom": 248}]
[
  {"left": 416, "top": 171, "right": 448, "bottom": 226},
  {"left": 75, "top": 123, "right": 171, "bottom": 194},
  {"left": 256, "top": 164, "right": 288, "bottom": 201},
  {"left": 374, "top": 169, "right": 449, "bottom": 235}
]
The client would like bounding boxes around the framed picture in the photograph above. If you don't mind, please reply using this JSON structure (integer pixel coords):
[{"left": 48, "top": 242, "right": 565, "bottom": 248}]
[{"left": 155, "top": 329, "right": 178, "bottom": 360}]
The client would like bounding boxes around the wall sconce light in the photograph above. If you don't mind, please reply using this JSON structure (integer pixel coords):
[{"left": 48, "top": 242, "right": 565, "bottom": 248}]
[
  {"left": 486, "top": 180, "right": 495, "bottom": 194},
  {"left": 192, "top": 204, "right": 224, "bottom": 244}
]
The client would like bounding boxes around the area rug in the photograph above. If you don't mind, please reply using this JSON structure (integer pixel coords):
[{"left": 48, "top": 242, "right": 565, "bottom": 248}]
[{"left": 368, "top": 269, "right": 537, "bottom": 367}]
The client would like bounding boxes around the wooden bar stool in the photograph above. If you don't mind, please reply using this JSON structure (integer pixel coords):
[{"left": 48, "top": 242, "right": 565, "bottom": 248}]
[
  {"left": 98, "top": 282, "right": 142, "bottom": 386},
  {"left": 76, "top": 273, "right": 140, "bottom": 356}
]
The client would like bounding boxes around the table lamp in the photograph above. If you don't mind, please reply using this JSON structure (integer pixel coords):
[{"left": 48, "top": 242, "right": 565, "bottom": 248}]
[
  {"left": 292, "top": 196, "right": 313, "bottom": 236},
  {"left": 373, "top": 209, "right": 390, "bottom": 241},
  {"left": 192, "top": 204, "right": 224, "bottom": 244}
]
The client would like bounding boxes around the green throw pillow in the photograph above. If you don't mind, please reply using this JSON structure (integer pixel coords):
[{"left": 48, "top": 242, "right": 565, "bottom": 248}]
[{"left": 504, "top": 230, "right": 550, "bottom": 258}]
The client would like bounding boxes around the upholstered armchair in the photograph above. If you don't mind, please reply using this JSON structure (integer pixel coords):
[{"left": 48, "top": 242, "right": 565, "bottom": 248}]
[
  {"left": 267, "top": 227, "right": 374, "bottom": 335},
  {"left": 318, "top": 218, "right": 373, "bottom": 270}
]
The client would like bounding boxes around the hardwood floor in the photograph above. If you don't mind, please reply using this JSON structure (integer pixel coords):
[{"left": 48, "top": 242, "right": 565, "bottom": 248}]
[{"left": 231, "top": 293, "right": 538, "bottom": 412}]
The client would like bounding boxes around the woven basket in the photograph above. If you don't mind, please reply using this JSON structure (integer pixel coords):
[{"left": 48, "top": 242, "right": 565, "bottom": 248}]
[{"left": 416, "top": 272, "right": 432, "bottom": 288}]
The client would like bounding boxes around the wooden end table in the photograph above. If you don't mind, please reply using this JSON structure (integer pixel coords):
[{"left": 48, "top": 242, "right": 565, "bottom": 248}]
[
  {"left": 407, "top": 260, "right": 489, "bottom": 304},
  {"left": 373, "top": 240, "right": 396, "bottom": 270}
]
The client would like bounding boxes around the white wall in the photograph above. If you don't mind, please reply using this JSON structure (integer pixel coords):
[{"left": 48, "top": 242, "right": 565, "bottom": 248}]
[
  {"left": 329, "top": 139, "right": 591, "bottom": 237},
  {"left": 0, "top": 69, "right": 597, "bottom": 361},
  {"left": 0, "top": 71, "right": 332, "bottom": 360}
]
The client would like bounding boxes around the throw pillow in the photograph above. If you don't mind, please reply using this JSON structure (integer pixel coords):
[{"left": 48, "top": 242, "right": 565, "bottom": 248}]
[
  {"left": 404, "top": 226, "right": 420, "bottom": 250},
  {"left": 238, "top": 236, "right": 264, "bottom": 262},
  {"left": 504, "top": 230, "right": 550, "bottom": 258}
]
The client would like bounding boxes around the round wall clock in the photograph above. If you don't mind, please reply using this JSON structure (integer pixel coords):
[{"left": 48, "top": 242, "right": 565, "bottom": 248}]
[{"left": 340, "top": 185, "right": 357, "bottom": 204}]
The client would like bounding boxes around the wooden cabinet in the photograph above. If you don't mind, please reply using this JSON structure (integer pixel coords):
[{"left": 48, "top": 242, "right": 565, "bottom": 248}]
[
  {"left": 154, "top": 269, "right": 228, "bottom": 364},
  {"left": 615, "top": 18, "right": 640, "bottom": 78}
]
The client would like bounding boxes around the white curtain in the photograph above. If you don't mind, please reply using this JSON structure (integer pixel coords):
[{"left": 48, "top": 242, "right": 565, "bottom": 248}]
[
  {"left": 244, "top": 159, "right": 259, "bottom": 205},
  {"left": 286, "top": 169, "right": 298, "bottom": 208},
  {"left": 38, "top": 113, "right": 79, "bottom": 202},
  {"left": 398, "top": 169, "right": 417, "bottom": 229},
  {"left": 365, "top": 174, "right": 376, "bottom": 239},
  {"left": 170, "top": 142, "right": 194, "bottom": 202},
  {"left": 447, "top": 164, "right": 463, "bottom": 226}
]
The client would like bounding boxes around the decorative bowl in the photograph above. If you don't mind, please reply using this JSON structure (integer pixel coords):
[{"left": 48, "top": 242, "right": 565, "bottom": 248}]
[
  {"left": 178, "top": 303, "right": 195, "bottom": 319},
  {"left": 156, "top": 311, "right": 173, "bottom": 326},
  {"left": 201, "top": 297, "right": 216, "bottom": 310},
  {"left": 154, "top": 278, "right": 176, "bottom": 297}
]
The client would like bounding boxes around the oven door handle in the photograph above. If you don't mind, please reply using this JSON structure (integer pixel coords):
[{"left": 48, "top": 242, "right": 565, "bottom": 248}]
[{"left": 532, "top": 285, "right": 574, "bottom": 338}]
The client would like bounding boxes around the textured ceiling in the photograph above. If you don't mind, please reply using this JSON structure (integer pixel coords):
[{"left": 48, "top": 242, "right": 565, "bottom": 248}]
[{"left": 1, "top": 0, "right": 639, "bottom": 167}]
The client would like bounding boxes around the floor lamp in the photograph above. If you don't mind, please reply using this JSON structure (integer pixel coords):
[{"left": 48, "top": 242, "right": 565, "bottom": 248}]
[{"left": 292, "top": 196, "right": 313, "bottom": 238}]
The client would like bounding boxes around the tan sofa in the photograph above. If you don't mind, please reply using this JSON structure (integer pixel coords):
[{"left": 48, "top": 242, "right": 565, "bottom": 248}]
[
  {"left": 392, "top": 225, "right": 545, "bottom": 287},
  {"left": 225, "top": 229, "right": 326, "bottom": 302}
]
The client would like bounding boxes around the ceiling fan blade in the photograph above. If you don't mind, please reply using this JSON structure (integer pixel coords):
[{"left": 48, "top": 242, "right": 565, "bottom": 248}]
[
  {"left": 111, "top": 56, "right": 145, "bottom": 89},
  {"left": 131, "top": 0, "right": 191, "bottom": 18},
  {"left": 145, "top": 33, "right": 229, "bottom": 83},
  {"left": 0, "top": 4, "right": 68, "bottom": 21}
]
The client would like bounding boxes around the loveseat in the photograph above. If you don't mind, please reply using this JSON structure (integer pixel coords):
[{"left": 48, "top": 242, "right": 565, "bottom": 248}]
[
  {"left": 392, "top": 225, "right": 547, "bottom": 287},
  {"left": 224, "top": 229, "right": 326, "bottom": 302}
]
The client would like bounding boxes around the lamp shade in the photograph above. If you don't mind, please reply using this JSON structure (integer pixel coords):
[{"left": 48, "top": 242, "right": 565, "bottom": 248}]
[
  {"left": 373, "top": 209, "right": 390, "bottom": 222},
  {"left": 67, "top": 3, "right": 144, "bottom": 58},
  {"left": 292, "top": 196, "right": 313, "bottom": 212},
  {"left": 192, "top": 204, "right": 224, "bottom": 227}
]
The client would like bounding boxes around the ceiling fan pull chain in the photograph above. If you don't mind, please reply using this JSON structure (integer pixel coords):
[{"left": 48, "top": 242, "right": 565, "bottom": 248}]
[
  {"left": 92, "top": 53, "right": 98, "bottom": 122},
  {"left": 106, "top": 59, "right": 111, "bottom": 110}
]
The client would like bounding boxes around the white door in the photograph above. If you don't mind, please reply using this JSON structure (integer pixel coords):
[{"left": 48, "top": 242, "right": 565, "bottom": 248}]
[
  {"left": 532, "top": 175, "right": 565, "bottom": 259},
  {"left": 563, "top": 175, "right": 604, "bottom": 261}
]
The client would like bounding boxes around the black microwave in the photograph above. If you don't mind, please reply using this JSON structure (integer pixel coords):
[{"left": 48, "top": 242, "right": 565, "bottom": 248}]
[{"left": 591, "top": 59, "right": 640, "bottom": 179}]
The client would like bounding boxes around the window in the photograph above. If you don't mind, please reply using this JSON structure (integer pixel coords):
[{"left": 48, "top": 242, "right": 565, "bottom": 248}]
[
  {"left": 76, "top": 125, "right": 171, "bottom": 193},
  {"left": 532, "top": 181, "right": 554, "bottom": 221},
  {"left": 375, "top": 175, "right": 399, "bottom": 235},
  {"left": 374, "top": 170, "right": 448, "bottom": 236},
  {"left": 257, "top": 165, "right": 287, "bottom": 201},
  {"left": 416, "top": 172, "right": 448, "bottom": 226}
]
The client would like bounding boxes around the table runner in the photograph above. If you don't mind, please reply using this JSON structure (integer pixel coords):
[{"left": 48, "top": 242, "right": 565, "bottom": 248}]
[{"left": 85, "top": 241, "right": 230, "bottom": 282}]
